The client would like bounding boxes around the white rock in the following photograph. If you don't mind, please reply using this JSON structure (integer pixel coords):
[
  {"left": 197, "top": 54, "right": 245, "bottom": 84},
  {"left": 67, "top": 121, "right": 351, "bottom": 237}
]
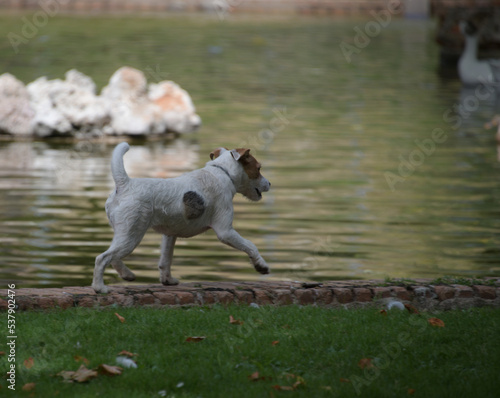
[
  {"left": 101, "top": 67, "right": 158, "bottom": 136},
  {"left": 149, "top": 80, "right": 201, "bottom": 134},
  {"left": 387, "top": 301, "right": 405, "bottom": 311},
  {"left": 0, "top": 73, "right": 35, "bottom": 136},
  {"left": 0, "top": 67, "right": 201, "bottom": 137},
  {"left": 27, "top": 71, "right": 109, "bottom": 136},
  {"left": 116, "top": 356, "right": 137, "bottom": 369}
]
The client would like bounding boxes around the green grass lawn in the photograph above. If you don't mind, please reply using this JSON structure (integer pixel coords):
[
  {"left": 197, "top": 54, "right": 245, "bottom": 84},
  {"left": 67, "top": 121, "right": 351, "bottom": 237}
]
[{"left": 2, "top": 306, "right": 500, "bottom": 397}]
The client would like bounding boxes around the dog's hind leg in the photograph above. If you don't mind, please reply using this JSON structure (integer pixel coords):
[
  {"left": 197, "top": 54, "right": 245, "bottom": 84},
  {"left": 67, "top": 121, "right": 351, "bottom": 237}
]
[
  {"left": 92, "top": 224, "right": 148, "bottom": 293},
  {"left": 158, "top": 235, "right": 179, "bottom": 285},
  {"left": 111, "top": 260, "right": 136, "bottom": 282}
]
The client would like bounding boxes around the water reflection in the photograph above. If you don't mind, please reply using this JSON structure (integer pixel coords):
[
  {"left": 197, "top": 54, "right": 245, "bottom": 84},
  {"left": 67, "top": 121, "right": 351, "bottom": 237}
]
[{"left": 0, "top": 17, "right": 499, "bottom": 288}]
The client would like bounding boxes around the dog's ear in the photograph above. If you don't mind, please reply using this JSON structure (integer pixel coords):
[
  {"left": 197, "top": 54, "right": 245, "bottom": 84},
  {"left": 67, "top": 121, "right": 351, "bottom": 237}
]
[
  {"left": 210, "top": 147, "right": 228, "bottom": 160},
  {"left": 230, "top": 148, "right": 250, "bottom": 161}
]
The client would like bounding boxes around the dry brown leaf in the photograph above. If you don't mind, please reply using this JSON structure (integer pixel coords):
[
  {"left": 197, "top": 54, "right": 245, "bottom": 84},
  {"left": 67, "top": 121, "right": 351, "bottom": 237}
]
[
  {"left": 24, "top": 357, "right": 34, "bottom": 369},
  {"left": 358, "top": 358, "right": 374, "bottom": 369},
  {"left": 114, "top": 313, "right": 126, "bottom": 323},
  {"left": 404, "top": 304, "right": 420, "bottom": 315},
  {"left": 0, "top": 351, "right": 5, "bottom": 356},
  {"left": 248, "top": 371, "right": 260, "bottom": 381},
  {"left": 72, "top": 364, "right": 99, "bottom": 383},
  {"left": 292, "top": 376, "right": 306, "bottom": 389},
  {"left": 340, "top": 378, "right": 350, "bottom": 383},
  {"left": 117, "top": 350, "right": 138, "bottom": 357},
  {"left": 428, "top": 317, "right": 445, "bottom": 327},
  {"left": 229, "top": 315, "right": 244, "bottom": 325},
  {"left": 22, "top": 382, "right": 36, "bottom": 392},
  {"left": 379, "top": 309, "right": 387, "bottom": 316},
  {"left": 74, "top": 355, "right": 90, "bottom": 365},
  {"left": 98, "top": 364, "right": 123, "bottom": 376},
  {"left": 408, "top": 388, "right": 416, "bottom": 395},
  {"left": 271, "top": 340, "right": 280, "bottom": 346},
  {"left": 272, "top": 385, "right": 294, "bottom": 391},
  {"left": 185, "top": 336, "right": 206, "bottom": 342},
  {"left": 57, "top": 370, "right": 76, "bottom": 382}
]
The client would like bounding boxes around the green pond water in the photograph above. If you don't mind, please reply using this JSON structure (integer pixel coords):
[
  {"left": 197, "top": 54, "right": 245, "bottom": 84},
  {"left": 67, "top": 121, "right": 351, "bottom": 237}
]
[{"left": 0, "top": 15, "right": 499, "bottom": 288}]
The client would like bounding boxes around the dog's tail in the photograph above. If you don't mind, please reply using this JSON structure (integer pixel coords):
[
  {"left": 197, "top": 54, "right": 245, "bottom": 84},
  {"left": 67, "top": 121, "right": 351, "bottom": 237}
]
[{"left": 111, "top": 142, "right": 130, "bottom": 190}]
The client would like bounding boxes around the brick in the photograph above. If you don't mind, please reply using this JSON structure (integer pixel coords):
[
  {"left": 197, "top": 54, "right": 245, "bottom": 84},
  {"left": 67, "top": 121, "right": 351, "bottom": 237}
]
[
  {"left": 254, "top": 289, "right": 273, "bottom": 305},
  {"left": 77, "top": 296, "right": 97, "bottom": 308},
  {"left": 201, "top": 292, "right": 217, "bottom": 305},
  {"left": 372, "top": 287, "right": 391, "bottom": 299},
  {"left": 16, "top": 297, "right": 35, "bottom": 310},
  {"left": 37, "top": 297, "right": 55, "bottom": 310},
  {"left": 473, "top": 285, "right": 496, "bottom": 300},
  {"left": 332, "top": 288, "right": 353, "bottom": 304},
  {"left": 97, "top": 295, "right": 118, "bottom": 307},
  {"left": 353, "top": 288, "right": 372, "bottom": 302},
  {"left": 176, "top": 292, "right": 195, "bottom": 305},
  {"left": 0, "top": 298, "right": 8, "bottom": 310},
  {"left": 453, "top": 285, "right": 474, "bottom": 299},
  {"left": 215, "top": 291, "right": 234, "bottom": 306},
  {"left": 234, "top": 290, "right": 253, "bottom": 305},
  {"left": 434, "top": 286, "right": 455, "bottom": 301},
  {"left": 274, "top": 289, "right": 293, "bottom": 305},
  {"left": 153, "top": 292, "right": 176, "bottom": 305},
  {"left": 55, "top": 295, "right": 74, "bottom": 309},
  {"left": 136, "top": 294, "right": 156, "bottom": 306},
  {"left": 295, "top": 289, "right": 315, "bottom": 305},
  {"left": 390, "top": 286, "right": 411, "bottom": 301},
  {"left": 315, "top": 288, "right": 333, "bottom": 306}
]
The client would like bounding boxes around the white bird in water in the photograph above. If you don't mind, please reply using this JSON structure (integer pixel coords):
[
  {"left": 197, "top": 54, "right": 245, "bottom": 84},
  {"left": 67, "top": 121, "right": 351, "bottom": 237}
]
[{"left": 458, "top": 21, "right": 500, "bottom": 86}]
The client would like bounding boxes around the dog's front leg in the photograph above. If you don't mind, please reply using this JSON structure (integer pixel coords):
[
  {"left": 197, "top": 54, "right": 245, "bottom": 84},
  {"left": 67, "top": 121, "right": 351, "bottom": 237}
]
[
  {"left": 214, "top": 227, "right": 270, "bottom": 274},
  {"left": 159, "top": 235, "right": 179, "bottom": 285}
]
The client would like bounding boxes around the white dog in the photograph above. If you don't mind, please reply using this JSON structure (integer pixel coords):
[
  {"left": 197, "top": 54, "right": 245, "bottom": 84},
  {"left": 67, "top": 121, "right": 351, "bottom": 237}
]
[{"left": 92, "top": 142, "right": 271, "bottom": 293}]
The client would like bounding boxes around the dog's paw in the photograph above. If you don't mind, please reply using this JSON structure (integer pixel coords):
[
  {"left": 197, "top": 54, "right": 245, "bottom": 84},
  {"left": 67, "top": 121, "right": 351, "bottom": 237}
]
[
  {"left": 161, "top": 276, "right": 180, "bottom": 286},
  {"left": 92, "top": 283, "right": 109, "bottom": 294},
  {"left": 120, "top": 270, "right": 136, "bottom": 282},
  {"left": 254, "top": 260, "right": 270, "bottom": 275}
]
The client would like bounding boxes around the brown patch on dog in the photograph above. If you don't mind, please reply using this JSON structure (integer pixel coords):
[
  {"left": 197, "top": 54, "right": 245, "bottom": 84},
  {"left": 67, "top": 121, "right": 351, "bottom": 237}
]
[
  {"left": 210, "top": 147, "right": 228, "bottom": 160},
  {"left": 234, "top": 148, "right": 261, "bottom": 180}
]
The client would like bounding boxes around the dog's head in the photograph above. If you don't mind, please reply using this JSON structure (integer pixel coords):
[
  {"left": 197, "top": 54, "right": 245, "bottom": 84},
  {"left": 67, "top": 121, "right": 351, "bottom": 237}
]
[{"left": 210, "top": 147, "right": 271, "bottom": 201}]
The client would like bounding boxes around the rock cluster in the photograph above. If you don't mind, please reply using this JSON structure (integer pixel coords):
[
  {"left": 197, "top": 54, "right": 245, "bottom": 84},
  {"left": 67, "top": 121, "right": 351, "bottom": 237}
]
[{"left": 0, "top": 67, "right": 201, "bottom": 137}]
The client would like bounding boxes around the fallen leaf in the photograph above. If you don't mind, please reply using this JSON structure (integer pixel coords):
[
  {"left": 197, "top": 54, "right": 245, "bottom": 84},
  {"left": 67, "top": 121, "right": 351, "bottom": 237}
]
[
  {"left": 98, "top": 364, "right": 123, "bottom": 376},
  {"left": 185, "top": 336, "right": 206, "bottom": 342},
  {"left": 73, "top": 364, "right": 99, "bottom": 383},
  {"left": 24, "top": 357, "right": 34, "bottom": 369},
  {"left": 229, "top": 315, "right": 244, "bottom": 325},
  {"left": 340, "top": 378, "right": 350, "bottom": 383},
  {"left": 292, "top": 376, "right": 306, "bottom": 389},
  {"left": 57, "top": 370, "right": 76, "bottom": 382},
  {"left": 74, "top": 355, "right": 90, "bottom": 365},
  {"left": 114, "top": 313, "right": 126, "bottom": 323},
  {"left": 0, "top": 351, "right": 5, "bottom": 356},
  {"left": 271, "top": 340, "right": 280, "bottom": 346},
  {"left": 379, "top": 309, "right": 387, "bottom": 316},
  {"left": 272, "top": 385, "right": 294, "bottom": 391},
  {"left": 408, "top": 388, "right": 416, "bottom": 395},
  {"left": 117, "top": 350, "right": 138, "bottom": 357},
  {"left": 358, "top": 358, "right": 374, "bottom": 369},
  {"left": 248, "top": 371, "right": 261, "bottom": 381},
  {"left": 57, "top": 365, "right": 99, "bottom": 383},
  {"left": 428, "top": 317, "right": 445, "bottom": 327},
  {"left": 22, "top": 382, "right": 36, "bottom": 392},
  {"left": 404, "top": 304, "right": 420, "bottom": 315}
]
